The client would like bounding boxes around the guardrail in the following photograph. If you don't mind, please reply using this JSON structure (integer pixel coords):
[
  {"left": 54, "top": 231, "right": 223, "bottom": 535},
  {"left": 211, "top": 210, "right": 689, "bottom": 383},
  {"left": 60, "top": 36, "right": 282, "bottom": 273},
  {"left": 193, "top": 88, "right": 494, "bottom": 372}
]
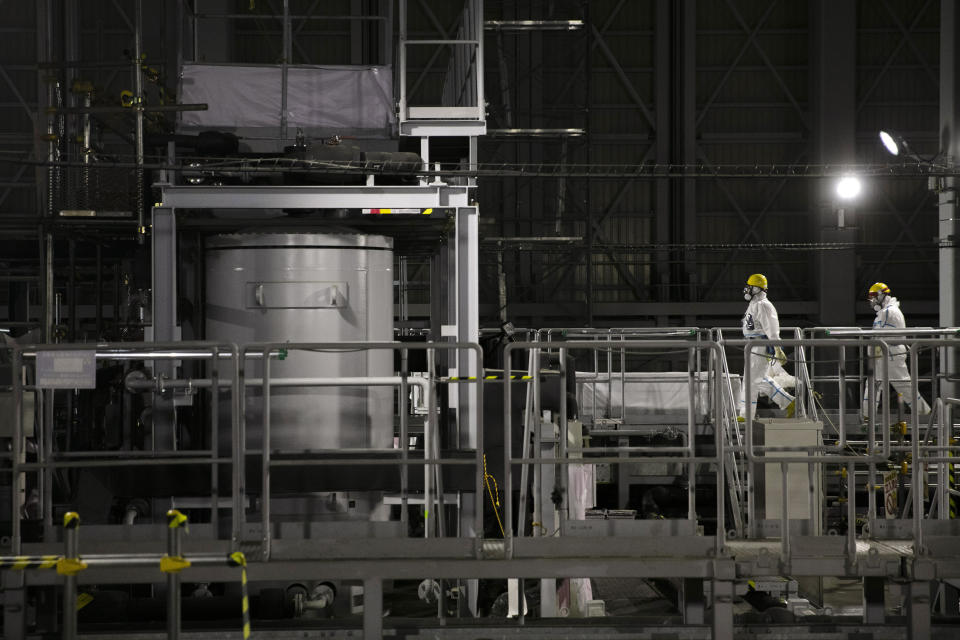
[{"left": 1, "top": 332, "right": 958, "bottom": 637}]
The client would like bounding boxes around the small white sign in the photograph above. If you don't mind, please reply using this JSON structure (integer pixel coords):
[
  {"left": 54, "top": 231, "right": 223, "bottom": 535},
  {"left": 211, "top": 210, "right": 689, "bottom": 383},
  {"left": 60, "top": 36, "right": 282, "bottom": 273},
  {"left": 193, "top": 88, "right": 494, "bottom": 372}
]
[
  {"left": 883, "top": 470, "right": 899, "bottom": 519},
  {"left": 440, "top": 324, "right": 458, "bottom": 337},
  {"left": 36, "top": 351, "right": 96, "bottom": 389}
]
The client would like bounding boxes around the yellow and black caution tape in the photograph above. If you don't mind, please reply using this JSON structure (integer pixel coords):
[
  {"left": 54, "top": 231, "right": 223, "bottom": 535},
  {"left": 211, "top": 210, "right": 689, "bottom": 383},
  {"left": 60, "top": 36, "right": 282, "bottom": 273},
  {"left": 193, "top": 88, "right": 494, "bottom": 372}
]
[
  {"left": 161, "top": 509, "right": 191, "bottom": 574},
  {"left": 160, "top": 555, "right": 191, "bottom": 574},
  {"left": 76, "top": 592, "right": 94, "bottom": 610},
  {"left": 951, "top": 438, "right": 957, "bottom": 519},
  {"left": 0, "top": 555, "right": 59, "bottom": 571},
  {"left": 58, "top": 511, "right": 87, "bottom": 576},
  {"left": 56, "top": 556, "right": 87, "bottom": 576},
  {"left": 227, "top": 552, "right": 251, "bottom": 639},
  {"left": 167, "top": 509, "right": 188, "bottom": 530},
  {"left": 446, "top": 375, "right": 533, "bottom": 382}
]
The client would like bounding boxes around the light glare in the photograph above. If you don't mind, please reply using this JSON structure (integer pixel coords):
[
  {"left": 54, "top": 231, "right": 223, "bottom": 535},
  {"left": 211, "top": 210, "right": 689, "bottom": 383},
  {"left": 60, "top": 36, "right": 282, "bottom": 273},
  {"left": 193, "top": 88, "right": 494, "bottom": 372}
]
[
  {"left": 879, "top": 130, "right": 899, "bottom": 156},
  {"left": 836, "top": 176, "right": 862, "bottom": 200}
]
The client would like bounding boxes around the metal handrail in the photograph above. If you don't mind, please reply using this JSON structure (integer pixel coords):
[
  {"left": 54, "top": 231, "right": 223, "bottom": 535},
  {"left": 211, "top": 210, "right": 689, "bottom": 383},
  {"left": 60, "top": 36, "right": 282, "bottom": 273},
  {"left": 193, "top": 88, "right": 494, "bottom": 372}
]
[{"left": 502, "top": 339, "right": 728, "bottom": 558}]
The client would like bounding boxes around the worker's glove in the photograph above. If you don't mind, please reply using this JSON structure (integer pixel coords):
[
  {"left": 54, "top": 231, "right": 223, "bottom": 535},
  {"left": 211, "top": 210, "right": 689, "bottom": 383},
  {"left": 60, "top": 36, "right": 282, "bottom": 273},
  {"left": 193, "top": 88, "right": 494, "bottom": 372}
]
[
  {"left": 774, "top": 346, "right": 788, "bottom": 366},
  {"left": 874, "top": 346, "right": 883, "bottom": 359}
]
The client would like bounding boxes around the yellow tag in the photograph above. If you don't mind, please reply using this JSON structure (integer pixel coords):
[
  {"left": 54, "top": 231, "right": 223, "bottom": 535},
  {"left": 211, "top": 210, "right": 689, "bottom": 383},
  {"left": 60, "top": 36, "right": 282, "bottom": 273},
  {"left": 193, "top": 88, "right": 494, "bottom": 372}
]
[
  {"left": 76, "top": 592, "right": 94, "bottom": 610},
  {"left": 160, "top": 555, "right": 191, "bottom": 574},
  {"left": 56, "top": 557, "right": 88, "bottom": 576}
]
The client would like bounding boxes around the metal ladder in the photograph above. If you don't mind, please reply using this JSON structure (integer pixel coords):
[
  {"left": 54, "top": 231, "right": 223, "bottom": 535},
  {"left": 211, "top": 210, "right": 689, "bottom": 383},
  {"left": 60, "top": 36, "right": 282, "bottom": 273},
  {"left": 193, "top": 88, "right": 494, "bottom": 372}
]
[{"left": 713, "top": 329, "right": 747, "bottom": 537}]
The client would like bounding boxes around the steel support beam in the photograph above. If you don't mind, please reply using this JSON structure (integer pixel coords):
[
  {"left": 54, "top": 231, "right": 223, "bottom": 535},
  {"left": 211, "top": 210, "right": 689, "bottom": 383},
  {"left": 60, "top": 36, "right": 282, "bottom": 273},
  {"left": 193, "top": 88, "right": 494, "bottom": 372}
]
[
  {"left": 940, "top": 0, "right": 960, "bottom": 401},
  {"left": 906, "top": 579, "right": 932, "bottom": 640},
  {"left": 455, "top": 206, "right": 479, "bottom": 448},
  {"left": 363, "top": 578, "right": 383, "bottom": 638},
  {"left": 655, "top": 0, "right": 671, "bottom": 314},
  {"left": 724, "top": 0, "right": 809, "bottom": 131},
  {"left": 2, "top": 572, "right": 26, "bottom": 640},
  {"left": 682, "top": 577, "right": 705, "bottom": 624},
  {"left": 711, "top": 561, "right": 736, "bottom": 640},
  {"left": 676, "top": 1, "right": 697, "bottom": 317},
  {"left": 151, "top": 206, "right": 177, "bottom": 450},
  {"left": 857, "top": 0, "right": 935, "bottom": 114},
  {"left": 813, "top": 0, "right": 856, "bottom": 327},
  {"left": 160, "top": 185, "right": 470, "bottom": 210},
  {"left": 863, "top": 576, "right": 885, "bottom": 624},
  {"left": 696, "top": 1, "right": 777, "bottom": 129}
]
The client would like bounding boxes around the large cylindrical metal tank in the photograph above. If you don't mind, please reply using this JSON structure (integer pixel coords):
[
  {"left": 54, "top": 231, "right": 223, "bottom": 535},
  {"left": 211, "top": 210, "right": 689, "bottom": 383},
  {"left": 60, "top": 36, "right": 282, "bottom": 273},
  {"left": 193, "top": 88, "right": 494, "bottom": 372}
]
[{"left": 204, "top": 232, "right": 393, "bottom": 452}]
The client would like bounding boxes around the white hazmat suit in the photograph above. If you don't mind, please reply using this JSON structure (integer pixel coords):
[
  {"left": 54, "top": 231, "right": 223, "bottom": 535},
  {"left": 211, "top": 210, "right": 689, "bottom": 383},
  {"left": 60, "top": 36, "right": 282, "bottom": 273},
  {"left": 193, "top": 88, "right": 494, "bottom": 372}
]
[
  {"left": 739, "top": 290, "right": 795, "bottom": 419},
  {"left": 861, "top": 295, "right": 931, "bottom": 416}
]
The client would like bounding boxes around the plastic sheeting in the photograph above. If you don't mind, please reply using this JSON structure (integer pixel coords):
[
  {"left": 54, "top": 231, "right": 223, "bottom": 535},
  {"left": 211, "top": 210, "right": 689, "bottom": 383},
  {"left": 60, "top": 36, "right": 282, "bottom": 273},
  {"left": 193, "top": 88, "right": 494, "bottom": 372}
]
[
  {"left": 577, "top": 372, "right": 720, "bottom": 425},
  {"left": 558, "top": 462, "right": 595, "bottom": 616},
  {"left": 577, "top": 368, "right": 796, "bottom": 425},
  {"left": 178, "top": 63, "right": 395, "bottom": 134}
]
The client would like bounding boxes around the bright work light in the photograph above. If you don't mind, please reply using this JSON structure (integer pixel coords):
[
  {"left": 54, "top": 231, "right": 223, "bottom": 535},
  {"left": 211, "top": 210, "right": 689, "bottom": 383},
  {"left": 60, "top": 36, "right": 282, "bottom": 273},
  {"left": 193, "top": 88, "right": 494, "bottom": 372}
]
[
  {"left": 879, "top": 130, "right": 899, "bottom": 156},
  {"left": 836, "top": 176, "right": 862, "bottom": 200}
]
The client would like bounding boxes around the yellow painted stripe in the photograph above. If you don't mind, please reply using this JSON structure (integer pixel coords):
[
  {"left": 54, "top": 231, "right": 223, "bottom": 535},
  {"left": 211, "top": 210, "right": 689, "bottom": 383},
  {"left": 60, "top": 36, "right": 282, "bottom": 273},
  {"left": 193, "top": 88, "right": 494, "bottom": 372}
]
[{"left": 12, "top": 557, "right": 31, "bottom": 571}]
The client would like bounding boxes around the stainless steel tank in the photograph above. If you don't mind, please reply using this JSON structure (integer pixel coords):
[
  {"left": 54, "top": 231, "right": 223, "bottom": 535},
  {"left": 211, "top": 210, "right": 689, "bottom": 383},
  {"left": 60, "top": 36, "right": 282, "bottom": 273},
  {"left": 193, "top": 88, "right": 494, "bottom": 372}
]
[{"left": 204, "top": 233, "right": 393, "bottom": 452}]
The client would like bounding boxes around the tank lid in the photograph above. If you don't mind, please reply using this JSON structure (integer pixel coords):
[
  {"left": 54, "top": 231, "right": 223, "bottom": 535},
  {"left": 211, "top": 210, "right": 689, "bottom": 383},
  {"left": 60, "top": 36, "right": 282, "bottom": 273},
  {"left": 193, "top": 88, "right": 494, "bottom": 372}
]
[{"left": 206, "top": 232, "right": 393, "bottom": 250}]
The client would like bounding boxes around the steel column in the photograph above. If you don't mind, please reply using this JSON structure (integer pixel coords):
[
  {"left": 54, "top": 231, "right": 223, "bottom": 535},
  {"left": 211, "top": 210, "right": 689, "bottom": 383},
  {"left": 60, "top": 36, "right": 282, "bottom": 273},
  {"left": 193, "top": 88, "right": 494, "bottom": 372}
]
[
  {"left": 655, "top": 0, "right": 671, "bottom": 314},
  {"left": 813, "top": 0, "right": 856, "bottom": 328},
  {"left": 456, "top": 206, "right": 479, "bottom": 447},
  {"left": 711, "top": 564, "right": 735, "bottom": 640},
  {"left": 682, "top": 578, "right": 705, "bottom": 624},
  {"left": 676, "top": 0, "right": 697, "bottom": 313},
  {"left": 863, "top": 576, "right": 885, "bottom": 624},
  {"left": 906, "top": 579, "right": 932, "bottom": 640},
  {"left": 2, "top": 571, "right": 26, "bottom": 640},
  {"left": 940, "top": 1, "right": 960, "bottom": 401},
  {"left": 363, "top": 578, "right": 383, "bottom": 638},
  {"left": 151, "top": 206, "right": 177, "bottom": 449}
]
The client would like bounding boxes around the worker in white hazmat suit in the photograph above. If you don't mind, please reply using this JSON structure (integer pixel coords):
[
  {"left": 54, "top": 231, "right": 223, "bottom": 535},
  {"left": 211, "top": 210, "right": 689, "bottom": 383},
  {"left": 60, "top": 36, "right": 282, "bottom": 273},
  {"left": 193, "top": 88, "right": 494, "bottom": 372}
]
[
  {"left": 738, "top": 273, "right": 796, "bottom": 422},
  {"left": 861, "top": 282, "right": 931, "bottom": 417}
]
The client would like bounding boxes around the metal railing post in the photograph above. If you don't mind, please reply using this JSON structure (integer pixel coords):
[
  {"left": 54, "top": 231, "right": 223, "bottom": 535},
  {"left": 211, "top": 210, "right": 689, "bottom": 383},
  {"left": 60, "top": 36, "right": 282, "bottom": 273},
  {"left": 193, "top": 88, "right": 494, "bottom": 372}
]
[
  {"left": 164, "top": 509, "right": 188, "bottom": 640},
  {"left": 62, "top": 512, "right": 80, "bottom": 640}
]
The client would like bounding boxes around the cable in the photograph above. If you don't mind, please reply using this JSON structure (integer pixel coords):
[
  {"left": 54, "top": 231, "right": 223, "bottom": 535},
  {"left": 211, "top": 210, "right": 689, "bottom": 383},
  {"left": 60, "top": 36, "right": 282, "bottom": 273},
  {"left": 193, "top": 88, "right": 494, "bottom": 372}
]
[
  {"left": 1, "top": 152, "right": 956, "bottom": 179},
  {"left": 482, "top": 453, "right": 506, "bottom": 538}
]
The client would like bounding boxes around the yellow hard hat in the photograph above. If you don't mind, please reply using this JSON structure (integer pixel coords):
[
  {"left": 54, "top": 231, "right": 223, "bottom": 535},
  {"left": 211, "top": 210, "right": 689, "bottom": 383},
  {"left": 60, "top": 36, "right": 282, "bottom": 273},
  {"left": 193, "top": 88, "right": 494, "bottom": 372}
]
[
  {"left": 868, "top": 282, "right": 890, "bottom": 297},
  {"left": 746, "top": 273, "right": 768, "bottom": 289}
]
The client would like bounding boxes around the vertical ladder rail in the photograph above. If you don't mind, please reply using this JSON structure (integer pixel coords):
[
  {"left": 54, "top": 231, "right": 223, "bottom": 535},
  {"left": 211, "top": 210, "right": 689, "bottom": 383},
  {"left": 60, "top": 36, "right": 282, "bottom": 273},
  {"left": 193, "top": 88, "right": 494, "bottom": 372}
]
[{"left": 714, "top": 329, "right": 746, "bottom": 536}]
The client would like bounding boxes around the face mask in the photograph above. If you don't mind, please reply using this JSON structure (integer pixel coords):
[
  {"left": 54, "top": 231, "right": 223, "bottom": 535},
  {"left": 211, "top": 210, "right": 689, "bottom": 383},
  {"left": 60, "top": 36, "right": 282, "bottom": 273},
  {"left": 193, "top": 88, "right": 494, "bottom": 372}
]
[{"left": 743, "top": 286, "right": 752, "bottom": 301}]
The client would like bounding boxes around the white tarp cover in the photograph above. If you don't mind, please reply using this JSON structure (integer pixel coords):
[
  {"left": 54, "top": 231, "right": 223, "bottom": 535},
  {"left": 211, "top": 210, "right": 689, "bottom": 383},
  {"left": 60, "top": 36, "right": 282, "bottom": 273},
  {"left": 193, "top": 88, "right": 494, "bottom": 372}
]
[
  {"left": 578, "top": 368, "right": 796, "bottom": 423},
  {"left": 178, "top": 63, "right": 395, "bottom": 132},
  {"left": 578, "top": 371, "right": 718, "bottom": 423}
]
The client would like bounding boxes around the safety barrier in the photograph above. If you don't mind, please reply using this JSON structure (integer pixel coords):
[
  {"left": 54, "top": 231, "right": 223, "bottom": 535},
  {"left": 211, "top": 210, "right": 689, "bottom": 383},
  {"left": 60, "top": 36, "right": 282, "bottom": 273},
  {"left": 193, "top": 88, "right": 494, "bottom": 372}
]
[
  {"left": 1, "top": 332, "right": 958, "bottom": 638},
  {"left": 0, "top": 509, "right": 251, "bottom": 639}
]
